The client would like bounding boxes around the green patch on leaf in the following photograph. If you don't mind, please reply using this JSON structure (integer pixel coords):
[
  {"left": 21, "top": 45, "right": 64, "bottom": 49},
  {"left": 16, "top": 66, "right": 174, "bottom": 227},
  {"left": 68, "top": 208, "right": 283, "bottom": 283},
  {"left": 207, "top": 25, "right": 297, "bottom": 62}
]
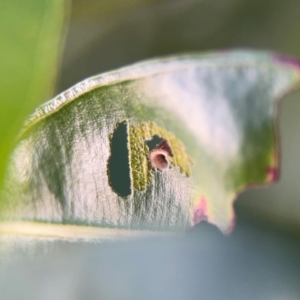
[{"left": 129, "top": 121, "right": 192, "bottom": 191}]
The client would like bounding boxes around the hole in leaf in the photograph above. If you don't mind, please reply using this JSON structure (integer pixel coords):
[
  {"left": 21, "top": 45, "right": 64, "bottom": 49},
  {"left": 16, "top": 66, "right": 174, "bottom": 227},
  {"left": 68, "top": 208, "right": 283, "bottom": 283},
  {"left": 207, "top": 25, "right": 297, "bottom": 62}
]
[
  {"left": 108, "top": 121, "right": 132, "bottom": 198},
  {"left": 146, "top": 135, "right": 164, "bottom": 151}
]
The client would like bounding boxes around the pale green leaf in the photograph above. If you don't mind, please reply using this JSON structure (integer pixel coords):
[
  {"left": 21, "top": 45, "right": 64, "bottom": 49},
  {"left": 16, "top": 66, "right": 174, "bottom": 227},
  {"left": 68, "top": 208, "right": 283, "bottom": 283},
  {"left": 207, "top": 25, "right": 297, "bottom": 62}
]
[{"left": 2, "top": 51, "right": 300, "bottom": 235}]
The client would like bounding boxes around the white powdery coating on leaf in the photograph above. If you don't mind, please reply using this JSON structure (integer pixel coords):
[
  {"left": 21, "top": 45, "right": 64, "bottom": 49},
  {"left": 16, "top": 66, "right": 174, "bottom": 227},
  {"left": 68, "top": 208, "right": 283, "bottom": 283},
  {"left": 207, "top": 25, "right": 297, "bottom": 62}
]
[{"left": 144, "top": 68, "right": 241, "bottom": 160}]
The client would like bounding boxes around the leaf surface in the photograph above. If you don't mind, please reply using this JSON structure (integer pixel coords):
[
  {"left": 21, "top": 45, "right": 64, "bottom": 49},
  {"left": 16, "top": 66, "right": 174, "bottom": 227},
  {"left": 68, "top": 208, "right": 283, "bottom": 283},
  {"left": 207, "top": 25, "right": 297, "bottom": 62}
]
[{"left": 3, "top": 51, "right": 300, "bottom": 234}]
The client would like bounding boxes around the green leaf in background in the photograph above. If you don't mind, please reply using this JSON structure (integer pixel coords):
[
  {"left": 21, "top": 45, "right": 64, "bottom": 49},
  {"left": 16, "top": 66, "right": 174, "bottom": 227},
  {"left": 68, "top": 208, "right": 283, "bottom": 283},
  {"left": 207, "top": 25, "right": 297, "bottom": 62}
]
[
  {"left": 2, "top": 51, "right": 300, "bottom": 236},
  {"left": 0, "top": 0, "right": 68, "bottom": 192}
]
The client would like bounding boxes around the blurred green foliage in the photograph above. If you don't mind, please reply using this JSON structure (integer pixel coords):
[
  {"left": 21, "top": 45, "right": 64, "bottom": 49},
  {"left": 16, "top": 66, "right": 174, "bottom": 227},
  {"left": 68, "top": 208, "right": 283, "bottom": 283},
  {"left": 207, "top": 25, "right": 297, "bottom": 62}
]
[{"left": 0, "top": 0, "right": 67, "bottom": 191}]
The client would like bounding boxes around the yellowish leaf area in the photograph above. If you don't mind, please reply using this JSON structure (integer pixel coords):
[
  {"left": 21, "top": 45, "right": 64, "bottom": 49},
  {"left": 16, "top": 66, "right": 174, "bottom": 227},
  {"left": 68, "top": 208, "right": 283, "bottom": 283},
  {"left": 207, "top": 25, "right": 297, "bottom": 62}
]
[{"left": 129, "top": 121, "right": 192, "bottom": 191}]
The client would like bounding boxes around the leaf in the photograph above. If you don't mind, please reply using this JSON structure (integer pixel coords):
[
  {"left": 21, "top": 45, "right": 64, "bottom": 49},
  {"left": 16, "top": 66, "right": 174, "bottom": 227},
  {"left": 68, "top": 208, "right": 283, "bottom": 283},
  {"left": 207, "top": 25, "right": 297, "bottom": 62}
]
[
  {"left": 0, "top": 0, "right": 68, "bottom": 193},
  {"left": 2, "top": 50, "right": 300, "bottom": 235}
]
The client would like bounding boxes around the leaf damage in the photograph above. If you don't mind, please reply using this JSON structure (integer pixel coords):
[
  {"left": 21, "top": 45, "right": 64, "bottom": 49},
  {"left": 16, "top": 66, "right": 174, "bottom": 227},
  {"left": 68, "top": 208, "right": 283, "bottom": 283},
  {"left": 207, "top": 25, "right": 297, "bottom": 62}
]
[{"left": 129, "top": 121, "right": 192, "bottom": 192}]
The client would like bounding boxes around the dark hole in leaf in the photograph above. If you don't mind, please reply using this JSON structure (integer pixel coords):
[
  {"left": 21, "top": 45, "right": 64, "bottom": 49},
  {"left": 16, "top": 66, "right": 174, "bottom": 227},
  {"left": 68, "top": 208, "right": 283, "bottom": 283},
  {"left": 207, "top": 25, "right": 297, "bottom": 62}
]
[
  {"left": 146, "top": 135, "right": 165, "bottom": 151},
  {"left": 108, "top": 121, "right": 132, "bottom": 198}
]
